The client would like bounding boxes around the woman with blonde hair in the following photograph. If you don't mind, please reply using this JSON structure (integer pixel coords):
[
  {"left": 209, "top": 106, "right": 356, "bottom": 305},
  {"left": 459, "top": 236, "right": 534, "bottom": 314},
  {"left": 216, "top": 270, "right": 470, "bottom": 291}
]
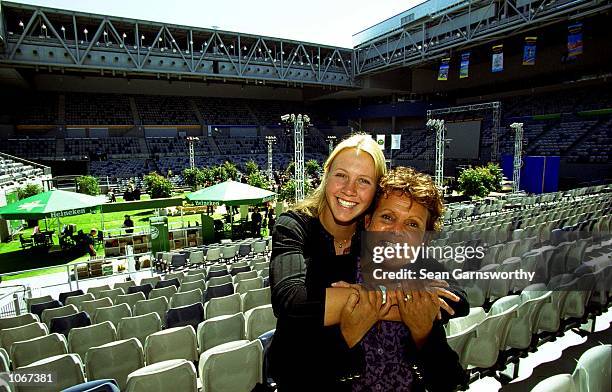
[{"left": 269, "top": 133, "right": 387, "bottom": 391}]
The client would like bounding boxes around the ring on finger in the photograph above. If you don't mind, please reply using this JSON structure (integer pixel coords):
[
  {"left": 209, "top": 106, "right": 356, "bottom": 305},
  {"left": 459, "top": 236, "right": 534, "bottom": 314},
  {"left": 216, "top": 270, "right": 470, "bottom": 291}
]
[{"left": 404, "top": 293, "right": 412, "bottom": 302}]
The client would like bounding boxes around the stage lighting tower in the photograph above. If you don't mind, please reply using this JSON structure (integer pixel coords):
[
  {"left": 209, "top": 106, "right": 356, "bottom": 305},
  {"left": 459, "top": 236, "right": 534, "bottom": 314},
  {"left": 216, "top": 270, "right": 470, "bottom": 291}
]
[
  {"left": 265, "top": 135, "right": 277, "bottom": 185},
  {"left": 426, "top": 118, "right": 446, "bottom": 190},
  {"left": 186, "top": 136, "right": 199, "bottom": 170},
  {"left": 510, "top": 123, "right": 524, "bottom": 193},
  {"left": 281, "top": 114, "right": 310, "bottom": 202}
]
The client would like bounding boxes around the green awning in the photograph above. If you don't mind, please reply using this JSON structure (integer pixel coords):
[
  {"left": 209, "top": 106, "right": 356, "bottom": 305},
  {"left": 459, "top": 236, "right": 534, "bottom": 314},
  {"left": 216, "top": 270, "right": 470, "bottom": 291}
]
[
  {"left": 185, "top": 180, "right": 276, "bottom": 206},
  {"left": 100, "top": 197, "right": 184, "bottom": 213},
  {"left": 0, "top": 189, "right": 104, "bottom": 220}
]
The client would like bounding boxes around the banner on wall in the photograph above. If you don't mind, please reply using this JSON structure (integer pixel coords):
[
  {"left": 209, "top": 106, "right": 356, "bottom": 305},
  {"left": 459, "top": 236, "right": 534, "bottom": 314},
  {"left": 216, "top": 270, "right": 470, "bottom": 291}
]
[
  {"left": 567, "top": 23, "right": 583, "bottom": 58},
  {"left": 491, "top": 44, "right": 504, "bottom": 73},
  {"left": 437, "top": 58, "right": 450, "bottom": 81},
  {"left": 459, "top": 52, "right": 470, "bottom": 78},
  {"left": 522, "top": 37, "right": 537, "bottom": 65},
  {"left": 391, "top": 134, "right": 401, "bottom": 150},
  {"left": 376, "top": 134, "right": 386, "bottom": 150}
]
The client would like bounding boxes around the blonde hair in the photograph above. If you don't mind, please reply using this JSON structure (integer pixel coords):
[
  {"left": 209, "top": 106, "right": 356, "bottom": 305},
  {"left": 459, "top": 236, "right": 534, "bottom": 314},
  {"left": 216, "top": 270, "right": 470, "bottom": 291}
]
[
  {"left": 375, "top": 167, "right": 445, "bottom": 231},
  {"left": 293, "top": 133, "right": 387, "bottom": 217}
]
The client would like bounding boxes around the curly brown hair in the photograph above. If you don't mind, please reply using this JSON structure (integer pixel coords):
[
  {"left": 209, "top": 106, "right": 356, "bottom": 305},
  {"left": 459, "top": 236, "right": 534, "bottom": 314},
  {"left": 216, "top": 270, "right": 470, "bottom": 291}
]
[{"left": 374, "top": 166, "right": 445, "bottom": 231}]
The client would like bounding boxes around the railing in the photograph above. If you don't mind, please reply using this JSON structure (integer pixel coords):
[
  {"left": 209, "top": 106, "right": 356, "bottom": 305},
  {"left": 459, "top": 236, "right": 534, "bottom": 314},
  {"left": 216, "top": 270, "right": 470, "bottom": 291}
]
[{"left": 0, "top": 284, "right": 28, "bottom": 317}]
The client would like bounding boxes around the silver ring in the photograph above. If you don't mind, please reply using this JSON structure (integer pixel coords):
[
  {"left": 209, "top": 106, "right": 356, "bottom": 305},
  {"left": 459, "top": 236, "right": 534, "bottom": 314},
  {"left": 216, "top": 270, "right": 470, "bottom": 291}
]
[{"left": 404, "top": 294, "right": 412, "bottom": 302}]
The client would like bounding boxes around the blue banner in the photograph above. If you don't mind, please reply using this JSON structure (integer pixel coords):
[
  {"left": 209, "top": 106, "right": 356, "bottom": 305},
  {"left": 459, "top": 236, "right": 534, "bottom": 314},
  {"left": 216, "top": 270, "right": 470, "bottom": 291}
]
[
  {"left": 438, "top": 58, "right": 450, "bottom": 81},
  {"left": 568, "top": 23, "right": 583, "bottom": 58},
  {"left": 522, "top": 37, "right": 537, "bottom": 65},
  {"left": 492, "top": 45, "right": 504, "bottom": 73},
  {"left": 459, "top": 52, "right": 470, "bottom": 78}
]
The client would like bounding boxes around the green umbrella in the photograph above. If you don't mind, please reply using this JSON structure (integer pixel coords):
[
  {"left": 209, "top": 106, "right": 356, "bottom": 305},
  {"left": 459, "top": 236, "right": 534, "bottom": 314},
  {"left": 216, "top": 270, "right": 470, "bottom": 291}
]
[
  {"left": 0, "top": 189, "right": 105, "bottom": 220},
  {"left": 185, "top": 180, "right": 276, "bottom": 206}
]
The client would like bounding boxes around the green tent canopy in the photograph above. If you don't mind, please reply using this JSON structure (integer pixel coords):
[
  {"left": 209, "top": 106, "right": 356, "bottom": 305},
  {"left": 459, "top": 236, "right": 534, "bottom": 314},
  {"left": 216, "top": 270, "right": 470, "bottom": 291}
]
[
  {"left": 0, "top": 189, "right": 105, "bottom": 220},
  {"left": 185, "top": 180, "right": 276, "bottom": 206}
]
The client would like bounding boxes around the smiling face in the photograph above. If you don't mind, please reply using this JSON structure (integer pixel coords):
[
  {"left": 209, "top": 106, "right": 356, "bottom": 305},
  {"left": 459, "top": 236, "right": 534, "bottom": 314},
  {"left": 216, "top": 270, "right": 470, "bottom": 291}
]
[
  {"left": 321, "top": 148, "right": 377, "bottom": 228},
  {"left": 365, "top": 190, "right": 429, "bottom": 244}
]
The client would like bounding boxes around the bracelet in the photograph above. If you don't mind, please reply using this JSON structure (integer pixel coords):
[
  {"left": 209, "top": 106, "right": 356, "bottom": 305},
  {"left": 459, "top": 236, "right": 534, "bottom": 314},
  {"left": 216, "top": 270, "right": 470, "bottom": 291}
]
[{"left": 378, "top": 285, "right": 387, "bottom": 305}]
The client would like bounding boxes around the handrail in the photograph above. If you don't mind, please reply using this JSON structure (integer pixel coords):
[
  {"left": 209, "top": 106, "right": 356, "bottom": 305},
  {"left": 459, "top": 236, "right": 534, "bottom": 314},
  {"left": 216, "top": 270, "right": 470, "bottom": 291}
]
[{"left": 0, "top": 151, "right": 52, "bottom": 175}]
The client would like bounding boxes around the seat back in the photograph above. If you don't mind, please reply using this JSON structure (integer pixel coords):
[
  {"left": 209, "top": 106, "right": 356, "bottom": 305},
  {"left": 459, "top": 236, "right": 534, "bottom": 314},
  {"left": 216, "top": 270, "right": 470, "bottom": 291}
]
[
  {"left": 230, "top": 265, "right": 251, "bottom": 276},
  {"left": 241, "top": 287, "right": 272, "bottom": 313},
  {"left": 206, "top": 248, "right": 221, "bottom": 263},
  {"left": 94, "top": 303, "right": 132, "bottom": 328},
  {"left": 165, "top": 303, "right": 204, "bottom": 330},
  {"left": 25, "top": 296, "right": 53, "bottom": 313},
  {"left": 118, "top": 313, "right": 162, "bottom": 347},
  {"left": 94, "top": 288, "right": 124, "bottom": 302},
  {"left": 133, "top": 297, "right": 169, "bottom": 327},
  {"left": 197, "top": 313, "right": 245, "bottom": 352},
  {"left": 87, "top": 285, "right": 111, "bottom": 295},
  {"left": 164, "top": 272, "right": 184, "bottom": 283},
  {"left": 60, "top": 379, "right": 120, "bottom": 392},
  {"left": 114, "top": 280, "right": 137, "bottom": 292},
  {"left": 31, "top": 300, "right": 62, "bottom": 319},
  {"left": 125, "top": 359, "right": 197, "bottom": 392},
  {"left": 244, "top": 305, "right": 276, "bottom": 341},
  {"left": 50, "top": 311, "right": 91, "bottom": 336},
  {"left": 205, "top": 282, "right": 234, "bottom": 301},
  {"left": 116, "top": 292, "right": 147, "bottom": 309},
  {"left": 156, "top": 278, "right": 180, "bottom": 289},
  {"left": 189, "top": 251, "right": 204, "bottom": 265},
  {"left": 170, "top": 289, "right": 203, "bottom": 309},
  {"left": 0, "top": 313, "right": 39, "bottom": 331},
  {"left": 65, "top": 293, "right": 95, "bottom": 308},
  {"left": 128, "top": 284, "right": 153, "bottom": 299},
  {"left": 179, "top": 280, "right": 206, "bottom": 294},
  {"left": 10, "top": 333, "right": 67, "bottom": 368},
  {"left": 199, "top": 340, "right": 263, "bottom": 392},
  {"left": 86, "top": 338, "right": 145, "bottom": 390},
  {"left": 205, "top": 293, "right": 241, "bottom": 319},
  {"left": 68, "top": 321, "right": 117, "bottom": 362},
  {"left": 140, "top": 276, "right": 161, "bottom": 288},
  {"left": 149, "top": 286, "right": 178, "bottom": 303},
  {"left": 531, "top": 374, "right": 577, "bottom": 392},
  {"left": 571, "top": 344, "right": 611, "bottom": 392},
  {"left": 183, "top": 273, "right": 205, "bottom": 284},
  {"left": 233, "top": 270, "right": 258, "bottom": 284},
  {"left": 236, "top": 277, "right": 264, "bottom": 295},
  {"left": 80, "top": 297, "right": 113, "bottom": 319},
  {"left": 207, "top": 275, "right": 232, "bottom": 287},
  {"left": 144, "top": 326, "right": 198, "bottom": 364},
  {"left": 206, "top": 268, "right": 229, "bottom": 280},
  {"left": 59, "top": 290, "right": 84, "bottom": 305},
  {"left": 17, "top": 354, "right": 84, "bottom": 391},
  {"left": 41, "top": 304, "right": 78, "bottom": 326}
]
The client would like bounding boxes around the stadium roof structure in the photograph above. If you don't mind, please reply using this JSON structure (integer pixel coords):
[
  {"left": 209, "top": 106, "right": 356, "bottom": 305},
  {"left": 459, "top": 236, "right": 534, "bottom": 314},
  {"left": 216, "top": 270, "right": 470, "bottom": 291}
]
[
  {"left": 0, "top": 1, "right": 354, "bottom": 88},
  {"left": 185, "top": 180, "right": 276, "bottom": 206},
  {"left": 0, "top": 189, "right": 105, "bottom": 220}
]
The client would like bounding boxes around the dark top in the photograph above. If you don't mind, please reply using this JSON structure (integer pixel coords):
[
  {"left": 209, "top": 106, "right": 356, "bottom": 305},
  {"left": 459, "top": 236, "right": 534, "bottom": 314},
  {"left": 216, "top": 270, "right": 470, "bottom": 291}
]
[
  {"left": 269, "top": 211, "right": 363, "bottom": 389},
  {"left": 124, "top": 218, "right": 134, "bottom": 234}
]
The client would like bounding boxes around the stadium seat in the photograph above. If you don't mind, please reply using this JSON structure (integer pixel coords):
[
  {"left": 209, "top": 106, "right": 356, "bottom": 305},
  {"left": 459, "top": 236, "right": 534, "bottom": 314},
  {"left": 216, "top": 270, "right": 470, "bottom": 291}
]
[
  {"left": 204, "top": 293, "right": 241, "bottom": 319},
  {"left": 0, "top": 323, "right": 49, "bottom": 353},
  {"left": 116, "top": 292, "right": 147, "bottom": 310},
  {"left": 125, "top": 359, "right": 198, "bottom": 392},
  {"left": 16, "top": 354, "right": 85, "bottom": 392},
  {"left": 446, "top": 308, "right": 486, "bottom": 369},
  {"left": 164, "top": 272, "right": 185, "bottom": 284},
  {"left": 197, "top": 313, "right": 245, "bottom": 352},
  {"left": 10, "top": 333, "right": 68, "bottom": 368},
  {"left": 207, "top": 275, "right": 233, "bottom": 287},
  {"left": 238, "top": 243, "right": 252, "bottom": 258},
  {"left": 165, "top": 303, "right": 204, "bottom": 330},
  {"left": 133, "top": 297, "right": 169, "bottom": 327},
  {"left": 50, "top": 312, "right": 91, "bottom": 336},
  {"left": 188, "top": 251, "right": 204, "bottom": 265},
  {"left": 221, "top": 245, "right": 238, "bottom": 262},
  {"left": 25, "top": 295, "right": 53, "bottom": 313},
  {"left": 571, "top": 344, "right": 611, "bottom": 392},
  {"left": 41, "top": 304, "right": 79, "bottom": 326},
  {"left": 86, "top": 338, "right": 145, "bottom": 390},
  {"left": 230, "top": 265, "right": 251, "bottom": 276},
  {"left": 156, "top": 278, "right": 180, "bottom": 290},
  {"left": 118, "top": 313, "right": 162, "bottom": 347},
  {"left": 144, "top": 326, "right": 198, "bottom": 364},
  {"left": 0, "top": 313, "right": 39, "bottom": 331},
  {"left": 199, "top": 340, "right": 263, "bottom": 392},
  {"left": 65, "top": 293, "right": 95, "bottom": 308},
  {"left": 253, "top": 261, "right": 269, "bottom": 272},
  {"left": 149, "top": 286, "right": 177, "bottom": 303},
  {"left": 186, "top": 268, "right": 207, "bottom": 277},
  {"left": 504, "top": 291, "right": 552, "bottom": 350},
  {"left": 183, "top": 273, "right": 205, "bottom": 284},
  {"left": 94, "top": 288, "right": 124, "bottom": 302},
  {"left": 61, "top": 379, "right": 120, "bottom": 392},
  {"left": 68, "top": 320, "right": 117, "bottom": 362},
  {"left": 241, "top": 287, "right": 272, "bottom": 313},
  {"left": 139, "top": 276, "right": 161, "bottom": 288},
  {"left": 79, "top": 297, "right": 113, "bottom": 318},
  {"left": 114, "top": 280, "right": 137, "bottom": 292},
  {"left": 531, "top": 374, "right": 576, "bottom": 392},
  {"left": 169, "top": 289, "right": 203, "bottom": 309},
  {"left": 235, "top": 277, "right": 264, "bottom": 295},
  {"left": 87, "top": 284, "right": 111, "bottom": 295},
  {"left": 179, "top": 280, "right": 206, "bottom": 294},
  {"left": 128, "top": 284, "right": 153, "bottom": 299},
  {"left": 205, "top": 248, "right": 221, "bottom": 263},
  {"left": 252, "top": 241, "right": 266, "bottom": 256},
  {"left": 233, "top": 270, "right": 258, "bottom": 284},
  {"left": 59, "top": 290, "right": 84, "bottom": 305},
  {"left": 205, "top": 282, "right": 234, "bottom": 301},
  {"left": 94, "top": 304, "right": 132, "bottom": 328},
  {"left": 244, "top": 305, "right": 276, "bottom": 340},
  {"left": 207, "top": 265, "right": 228, "bottom": 280},
  {"left": 31, "top": 300, "right": 63, "bottom": 319}
]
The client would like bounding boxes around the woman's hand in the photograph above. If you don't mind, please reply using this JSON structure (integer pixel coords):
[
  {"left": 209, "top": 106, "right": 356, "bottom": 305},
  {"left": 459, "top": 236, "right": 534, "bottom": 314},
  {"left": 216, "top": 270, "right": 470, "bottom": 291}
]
[
  {"left": 424, "top": 279, "right": 460, "bottom": 319},
  {"left": 339, "top": 285, "right": 383, "bottom": 348},
  {"left": 394, "top": 287, "right": 439, "bottom": 349},
  {"left": 332, "top": 281, "right": 393, "bottom": 321}
]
